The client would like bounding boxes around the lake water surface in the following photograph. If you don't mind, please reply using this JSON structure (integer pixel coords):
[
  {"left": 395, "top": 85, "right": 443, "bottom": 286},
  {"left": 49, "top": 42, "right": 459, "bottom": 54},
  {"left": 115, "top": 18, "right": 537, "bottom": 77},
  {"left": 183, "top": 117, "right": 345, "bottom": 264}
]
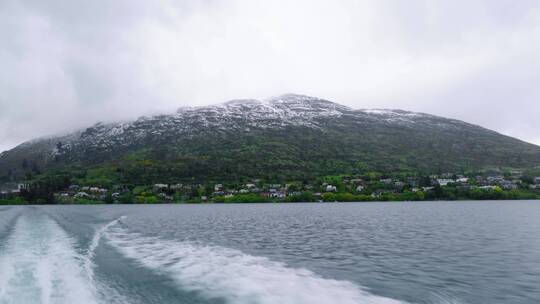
[{"left": 0, "top": 201, "right": 539, "bottom": 304}]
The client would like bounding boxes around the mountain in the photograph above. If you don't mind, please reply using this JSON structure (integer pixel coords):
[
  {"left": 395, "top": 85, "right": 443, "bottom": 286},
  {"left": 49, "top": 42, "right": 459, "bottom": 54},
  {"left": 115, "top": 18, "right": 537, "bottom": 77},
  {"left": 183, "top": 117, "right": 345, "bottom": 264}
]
[{"left": 1, "top": 94, "right": 540, "bottom": 184}]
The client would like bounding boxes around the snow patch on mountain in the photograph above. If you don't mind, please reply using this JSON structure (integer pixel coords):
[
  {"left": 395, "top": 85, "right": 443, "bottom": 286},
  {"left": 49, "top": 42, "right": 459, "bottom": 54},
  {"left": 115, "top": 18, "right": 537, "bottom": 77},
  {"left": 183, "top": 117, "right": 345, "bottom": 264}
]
[{"left": 9, "top": 94, "right": 471, "bottom": 160}]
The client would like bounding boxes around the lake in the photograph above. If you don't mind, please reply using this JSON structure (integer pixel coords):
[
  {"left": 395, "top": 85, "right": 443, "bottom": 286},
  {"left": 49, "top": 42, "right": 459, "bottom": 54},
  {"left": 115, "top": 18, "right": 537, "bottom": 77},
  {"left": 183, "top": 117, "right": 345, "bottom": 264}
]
[{"left": 0, "top": 201, "right": 539, "bottom": 304}]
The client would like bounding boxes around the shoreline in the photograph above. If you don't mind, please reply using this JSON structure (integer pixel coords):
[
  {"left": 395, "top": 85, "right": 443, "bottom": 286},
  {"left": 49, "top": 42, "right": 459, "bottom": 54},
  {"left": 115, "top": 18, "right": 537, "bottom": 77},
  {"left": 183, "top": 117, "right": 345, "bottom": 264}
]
[{"left": 2, "top": 198, "right": 539, "bottom": 206}]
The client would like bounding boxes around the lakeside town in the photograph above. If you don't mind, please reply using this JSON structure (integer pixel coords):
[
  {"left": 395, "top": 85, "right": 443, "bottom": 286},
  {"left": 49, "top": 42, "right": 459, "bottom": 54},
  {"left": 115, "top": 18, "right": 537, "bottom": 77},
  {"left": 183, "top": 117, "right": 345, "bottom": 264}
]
[{"left": 2, "top": 169, "right": 540, "bottom": 204}]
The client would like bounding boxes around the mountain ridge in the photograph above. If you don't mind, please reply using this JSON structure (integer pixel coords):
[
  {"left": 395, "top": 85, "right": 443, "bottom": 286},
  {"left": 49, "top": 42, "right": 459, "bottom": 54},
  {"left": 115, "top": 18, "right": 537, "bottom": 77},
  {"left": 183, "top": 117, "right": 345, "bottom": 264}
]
[{"left": 1, "top": 94, "right": 540, "bottom": 183}]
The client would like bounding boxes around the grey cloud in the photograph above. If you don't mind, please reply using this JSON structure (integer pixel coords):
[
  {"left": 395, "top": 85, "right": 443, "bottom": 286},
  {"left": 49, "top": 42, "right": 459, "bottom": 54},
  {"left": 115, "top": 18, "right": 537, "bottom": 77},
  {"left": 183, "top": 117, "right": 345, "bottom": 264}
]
[{"left": 1, "top": 0, "right": 539, "bottom": 152}]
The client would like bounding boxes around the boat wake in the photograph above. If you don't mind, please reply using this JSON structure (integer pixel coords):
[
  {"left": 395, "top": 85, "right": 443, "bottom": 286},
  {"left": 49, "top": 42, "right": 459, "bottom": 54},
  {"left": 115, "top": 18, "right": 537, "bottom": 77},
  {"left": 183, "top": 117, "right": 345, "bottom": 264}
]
[
  {"left": 105, "top": 222, "right": 405, "bottom": 304},
  {"left": 84, "top": 216, "right": 126, "bottom": 279},
  {"left": 0, "top": 213, "right": 97, "bottom": 304},
  {"left": 0, "top": 213, "right": 412, "bottom": 304}
]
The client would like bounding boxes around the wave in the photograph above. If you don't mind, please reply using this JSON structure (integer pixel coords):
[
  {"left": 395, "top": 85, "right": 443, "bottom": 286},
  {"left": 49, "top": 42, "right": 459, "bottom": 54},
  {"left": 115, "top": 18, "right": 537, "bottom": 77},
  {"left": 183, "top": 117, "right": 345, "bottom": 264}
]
[
  {"left": 0, "top": 213, "right": 97, "bottom": 304},
  {"left": 84, "top": 216, "right": 126, "bottom": 278},
  {"left": 105, "top": 223, "right": 405, "bottom": 304}
]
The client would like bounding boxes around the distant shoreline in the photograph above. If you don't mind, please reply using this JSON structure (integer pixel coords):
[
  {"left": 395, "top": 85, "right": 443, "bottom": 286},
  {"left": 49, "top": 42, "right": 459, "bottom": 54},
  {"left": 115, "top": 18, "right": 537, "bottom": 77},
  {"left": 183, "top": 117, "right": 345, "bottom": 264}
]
[{"left": 2, "top": 198, "right": 539, "bottom": 206}]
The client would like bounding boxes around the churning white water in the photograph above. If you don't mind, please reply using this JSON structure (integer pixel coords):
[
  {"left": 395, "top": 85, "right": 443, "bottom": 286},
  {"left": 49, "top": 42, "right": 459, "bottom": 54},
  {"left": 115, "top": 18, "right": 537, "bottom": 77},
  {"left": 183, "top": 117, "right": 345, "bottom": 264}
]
[
  {"left": 0, "top": 213, "right": 97, "bottom": 304},
  {"left": 0, "top": 205, "right": 491, "bottom": 304},
  {"left": 105, "top": 222, "right": 405, "bottom": 304}
]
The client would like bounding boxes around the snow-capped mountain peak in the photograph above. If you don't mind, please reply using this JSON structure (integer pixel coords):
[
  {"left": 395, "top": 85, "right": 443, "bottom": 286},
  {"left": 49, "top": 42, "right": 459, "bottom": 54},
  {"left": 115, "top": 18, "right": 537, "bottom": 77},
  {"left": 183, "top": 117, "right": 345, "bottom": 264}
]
[{"left": 2, "top": 94, "right": 539, "bottom": 181}]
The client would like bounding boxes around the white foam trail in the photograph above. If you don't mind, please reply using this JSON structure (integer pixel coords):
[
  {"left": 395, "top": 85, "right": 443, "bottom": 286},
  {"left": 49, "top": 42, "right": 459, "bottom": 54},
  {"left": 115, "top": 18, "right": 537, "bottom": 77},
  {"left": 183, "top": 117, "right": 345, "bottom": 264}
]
[
  {"left": 84, "top": 216, "right": 126, "bottom": 279},
  {"left": 82, "top": 216, "right": 132, "bottom": 304},
  {"left": 0, "top": 214, "right": 97, "bottom": 304},
  {"left": 105, "top": 224, "right": 405, "bottom": 304}
]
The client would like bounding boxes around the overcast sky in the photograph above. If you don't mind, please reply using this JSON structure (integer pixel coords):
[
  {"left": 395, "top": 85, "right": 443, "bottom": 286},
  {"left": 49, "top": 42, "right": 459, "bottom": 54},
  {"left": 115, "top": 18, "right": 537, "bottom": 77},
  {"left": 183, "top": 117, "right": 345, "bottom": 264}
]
[{"left": 1, "top": 0, "right": 540, "bottom": 152}]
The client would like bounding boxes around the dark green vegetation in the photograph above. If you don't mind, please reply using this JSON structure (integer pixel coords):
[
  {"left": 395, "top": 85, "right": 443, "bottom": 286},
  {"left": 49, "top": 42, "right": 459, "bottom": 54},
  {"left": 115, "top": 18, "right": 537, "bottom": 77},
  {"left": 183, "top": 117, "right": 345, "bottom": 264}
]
[
  {"left": 2, "top": 169, "right": 540, "bottom": 205},
  {"left": 1, "top": 94, "right": 540, "bottom": 204}
]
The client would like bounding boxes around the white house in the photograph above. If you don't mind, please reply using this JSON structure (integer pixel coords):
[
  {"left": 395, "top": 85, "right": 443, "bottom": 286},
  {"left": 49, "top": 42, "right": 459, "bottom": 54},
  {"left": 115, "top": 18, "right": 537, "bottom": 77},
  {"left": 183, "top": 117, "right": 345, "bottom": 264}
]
[
  {"left": 326, "top": 185, "right": 337, "bottom": 192},
  {"left": 479, "top": 186, "right": 498, "bottom": 190},
  {"left": 154, "top": 184, "right": 168, "bottom": 190}
]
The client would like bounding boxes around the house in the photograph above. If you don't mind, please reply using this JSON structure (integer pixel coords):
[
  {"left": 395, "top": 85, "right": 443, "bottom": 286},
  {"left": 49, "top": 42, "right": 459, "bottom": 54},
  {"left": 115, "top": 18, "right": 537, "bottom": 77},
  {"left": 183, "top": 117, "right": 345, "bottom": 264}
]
[
  {"left": 239, "top": 189, "right": 250, "bottom": 194},
  {"left": 214, "top": 184, "right": 223, "bottom": 191},
  {"left": 170, "top": 184, "right": 183, "bottom": 190},
  {"left": 486, "top": 176, "right": 505, "bottom": 184},
  {"left": 350, "top": 179, "right": 364, "bottom": 184},
  {"left": 325, "top": 185, "right": 337, "bottom": 192},
  {"left": 265, "top": 188, "right": 285, "bottom": 198},
  {"left": 250, "top": 187, "right": 262, "bottom": 193},
  {"left": 534, "top": 177, "right": 540, "bottom": 184},
  {"left": 355, "top": 185, "right": 365, "bottom": 192},
  {"left": 436, "top": 179, "right": 455, "bottom": 186},
  {"left": 17, "top": 183, "right": 30, "bottom": 191},
  {"left": 502, "top": 183, "right": 518, "bottom": 190},
  {"left": 456, "top": 177, "right": 469, "bottom": 183},
  {"left": 245, "top": 183, "right": 256, "bottom": 189},
  {"left": 271, "top": 191, "right": 286, "bottom": 199},
  {"left": 75, "top": 192, "right": 91, "bottom": 198},
  {"left": 154, "top": 184, "right": 168, "bottom": 190},
  {"left": 380, "top": 178, "right": 392, "bottom": 184},
  {"left": 479, "top": 186, "right": 498, "bottom": 190},
  {"left": 510, "top": 170, "right": 523, "bottom": 177}
]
